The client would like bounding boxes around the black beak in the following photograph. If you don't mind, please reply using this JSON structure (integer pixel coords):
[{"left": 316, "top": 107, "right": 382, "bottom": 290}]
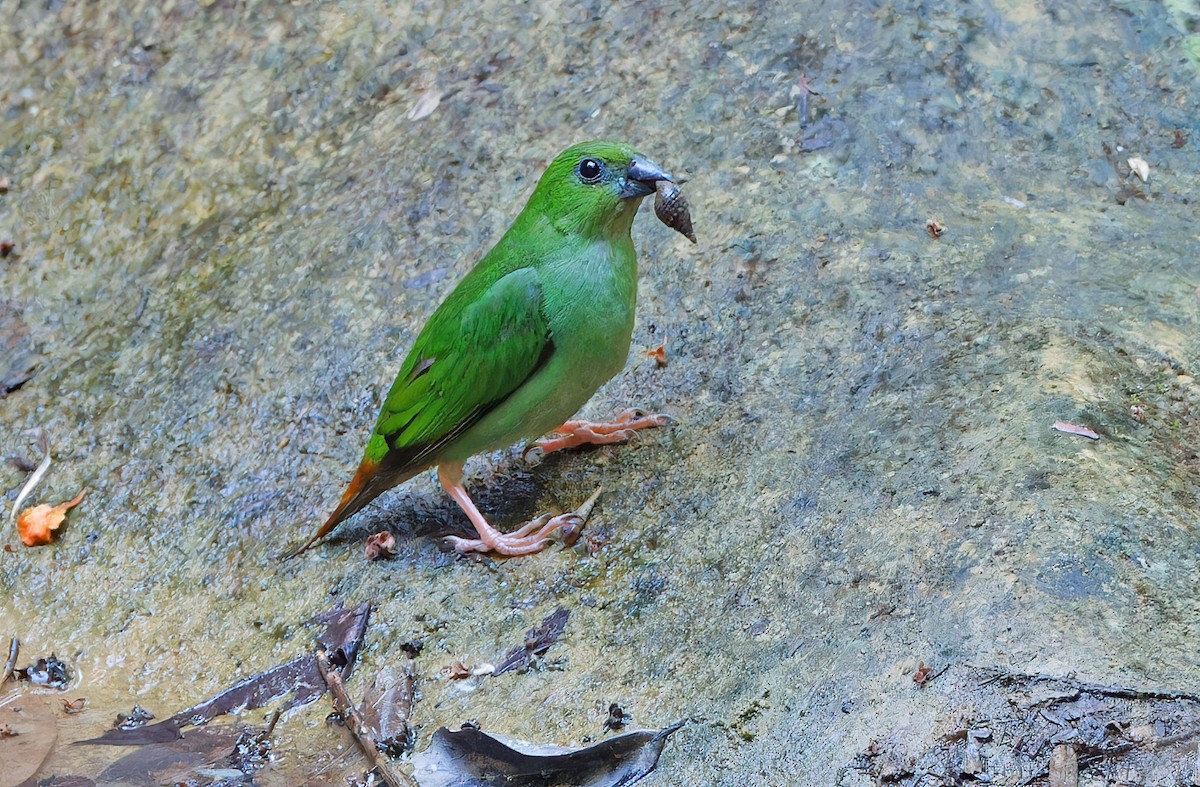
[{"left": 620, "top": 156, "right": 674, "bottom": 199}]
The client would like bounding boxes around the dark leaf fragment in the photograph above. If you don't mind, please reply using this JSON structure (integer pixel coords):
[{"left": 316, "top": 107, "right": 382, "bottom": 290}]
[
  {"left": 116, "top": 704, "right": 155, "bottom": 729},
  {"left": 80, "top": 603, "right": 370, "bottom": 745},
  {"left": 494, "top": 606, "right": 569, "bottom": 676},
  {"left": 0, "top": 300, "right": 41, "bottom": 397},
  {"left": 16, "top": 653, "right": 71, "bottom": 688},
  {"left": 604, "top": 702, "right": 631, "bottom": 732},
  {"left": 411, "top": 721, "right": 684, "bottom": 787},
  {"left": 98, "top": 726, "right": 241, "bottom": 786},
  {"left": 362, "top": 662, "right": 416, "bottom": 757}
]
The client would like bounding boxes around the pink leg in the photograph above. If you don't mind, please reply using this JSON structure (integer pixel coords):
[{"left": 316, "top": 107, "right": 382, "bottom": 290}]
[
  {"left": 527, "top": 407, "right": 675, "bottom": 459},
  {"left": 438, "top": 463, "right": 599, "bottom": 556}
]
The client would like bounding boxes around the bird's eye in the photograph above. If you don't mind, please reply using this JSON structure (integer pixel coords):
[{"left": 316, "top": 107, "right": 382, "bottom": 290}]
[{"left": 577, "top": 157, "right": 604, "bottom": 183}]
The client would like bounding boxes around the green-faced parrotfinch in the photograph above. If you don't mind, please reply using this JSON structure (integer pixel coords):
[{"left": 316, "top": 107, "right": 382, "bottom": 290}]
[{"left": 287, "top": 140, "right": 694, "bottom": 558}]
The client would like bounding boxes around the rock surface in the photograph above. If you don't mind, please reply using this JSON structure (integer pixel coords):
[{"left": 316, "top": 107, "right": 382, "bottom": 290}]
[{"left": 2, "top": 0, "right": 1199, "bottom": 783}]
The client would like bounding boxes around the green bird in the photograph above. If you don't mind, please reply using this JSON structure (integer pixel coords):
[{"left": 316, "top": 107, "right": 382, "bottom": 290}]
[{"left": 288, "top": 141, "right": 688, "bottom": 558}]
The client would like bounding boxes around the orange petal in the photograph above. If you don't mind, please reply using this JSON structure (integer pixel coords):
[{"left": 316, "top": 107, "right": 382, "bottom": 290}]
[{"left": 16, "top": 489, "right": 86, "bottom": 547}]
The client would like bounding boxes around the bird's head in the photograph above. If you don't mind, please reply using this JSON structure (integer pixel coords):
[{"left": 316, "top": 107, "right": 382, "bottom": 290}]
[{"left": 523, "top": 140, "right": 675, "bottom": 240}]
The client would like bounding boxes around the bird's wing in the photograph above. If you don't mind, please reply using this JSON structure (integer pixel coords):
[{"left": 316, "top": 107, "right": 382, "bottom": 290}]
[
  {"left": 282, "top": 265, "right": 554, "bottom": 558},
  {"left": 369, "top": 265, "right": 553, "bottom": 472}
]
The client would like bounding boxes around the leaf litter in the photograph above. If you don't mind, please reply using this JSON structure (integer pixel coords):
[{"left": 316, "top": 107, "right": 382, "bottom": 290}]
[{"left": 31, "top": 601, "right": 679, "bottom": 785}]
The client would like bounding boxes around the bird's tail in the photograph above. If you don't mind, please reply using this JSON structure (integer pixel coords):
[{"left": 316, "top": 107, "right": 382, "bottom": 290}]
[{"left": 281, "top": 458, "right": 394, "bottom": 559}]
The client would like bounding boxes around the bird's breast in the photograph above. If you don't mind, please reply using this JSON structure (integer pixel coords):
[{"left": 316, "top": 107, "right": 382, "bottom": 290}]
[
  {"left": 441, "top": 239, "right": 639, "bottom": 458},
  {"left": 543, "top": 239, "right": 638, "bottom": 384}
]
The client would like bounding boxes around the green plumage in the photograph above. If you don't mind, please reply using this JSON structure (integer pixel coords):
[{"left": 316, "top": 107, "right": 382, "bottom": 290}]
[{"left": 292, "top": 140, "right": 675, "bottom": 554}]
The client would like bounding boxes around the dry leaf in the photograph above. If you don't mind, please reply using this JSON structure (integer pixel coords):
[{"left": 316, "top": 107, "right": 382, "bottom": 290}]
[
  {"left": 17, "top": 488, "right": 86, "bottom": 546},
  {"left": 363, "top": 665, "right": 416, "bottom": 757},
  {"left": 407, "top": 90, "right": 442, "bottom": 121},
  {"left": 646, "top": 344, "right": 667, "bottom": 368},
  {"left": 412, "top": 721, "right": 683, "bottom": 787},
  {"left": 494, "top": 606, "right": 569, "bottom": 676},
  {"left": 1051, "top": 421, "right": 1100, "bottom": 440},
  {"left": 83, "top": 604, "right": 370, "bottom": 746},
  {"left": 1127, "top": 156, "right": 1149, "bottom": 182},
  {"left": 364, "top": 531, "right": 396, "bottom": 560},
  {"left": 0, "top": 696, "right": 58, "bottom": 787},
  {"left": 62, "top": 697, "right": 87, "bottom": 714}
]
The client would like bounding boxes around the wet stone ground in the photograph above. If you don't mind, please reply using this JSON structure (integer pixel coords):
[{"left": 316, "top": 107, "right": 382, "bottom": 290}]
[{"left": 2, "top": 0, "right": 1200, "bottom": 784}]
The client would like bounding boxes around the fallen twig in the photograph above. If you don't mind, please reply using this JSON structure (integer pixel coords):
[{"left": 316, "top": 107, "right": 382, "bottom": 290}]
[
  {"left": 263, "top": 707, "right": 281, "bottom": 736},
  {"left": 576, "top": 486, "right": 603, "bottom": 523},
  {"left": 315, "top": 650, "right": 415, "bottom": 787},
  {"left": 8, "top": 431, "right": 50, "bottom": 532},
  {"left": 1, "top": 637, "right": 17, "bottom": 687},
  {"left": 971, "top": 665, "right": 1200, "bottom": 703}
]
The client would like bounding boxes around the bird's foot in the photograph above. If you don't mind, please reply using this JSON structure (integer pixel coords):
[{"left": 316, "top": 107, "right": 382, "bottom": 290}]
[
  {"left": 445, "top": 512, "right": 581, "bottom": 555},
  {"left": 444, "top": 487, "right": 602, "bottom": 557},
  {"left": 524, "top": 408, "right": 675, "bottom": 462}
]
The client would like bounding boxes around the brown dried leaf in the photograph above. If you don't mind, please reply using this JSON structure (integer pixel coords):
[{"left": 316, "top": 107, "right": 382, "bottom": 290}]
[
  {"left": 364, "top": 530, "right": 396, "bottom": 560},
  {"left": 17, "top": 488, "right": 86, "bottom": 546},
  {"left": 61, "top": 697, "right": 87, "bottom": 714},
  {"left": 0, "top": 696, "right": 58, "bottom": 787},
  {"left": 494, "top": 606, "right": 570, "bottom": 676}
]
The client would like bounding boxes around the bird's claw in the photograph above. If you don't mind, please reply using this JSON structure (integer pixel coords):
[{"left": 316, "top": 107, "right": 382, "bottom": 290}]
[
  {"left": 532, "top": 409, "right": 676, "bottom": 456},
  {"left": 613, "top": 408, "right": 677, "bottom": 428},
  {"left": 522, "top": 444, "right": 546, "bottom": 467},
  {"left": 443, "top": 512, "right": 571, "bottom": 556},
  {"left": 554, "top": 514, "right": 586, "bottom": 547},
  {"left": 445, "top": 488, "right": 602, "bottom": 556}
]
